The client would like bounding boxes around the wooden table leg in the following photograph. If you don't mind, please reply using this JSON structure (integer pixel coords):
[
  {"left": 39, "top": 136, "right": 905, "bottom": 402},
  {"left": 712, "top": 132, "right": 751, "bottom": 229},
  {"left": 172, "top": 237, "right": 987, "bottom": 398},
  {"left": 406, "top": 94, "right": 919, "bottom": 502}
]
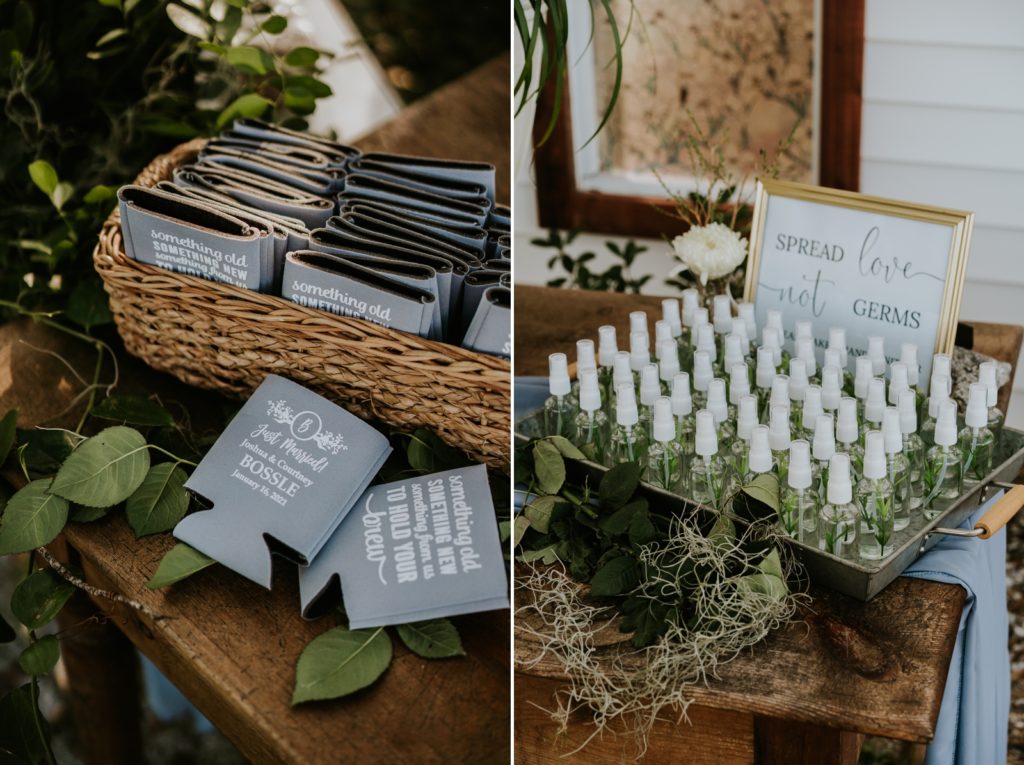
[
  {"left": 754, "top": 716, "right": 862, "bottom": 764},
  {"left": 54, "top": 544, "right": 144, "bottom": 765}
]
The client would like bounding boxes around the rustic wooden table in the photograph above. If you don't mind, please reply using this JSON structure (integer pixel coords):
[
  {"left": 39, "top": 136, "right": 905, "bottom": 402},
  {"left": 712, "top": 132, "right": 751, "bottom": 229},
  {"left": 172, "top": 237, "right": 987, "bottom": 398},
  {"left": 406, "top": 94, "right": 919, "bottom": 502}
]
[
  {"left": 513, "top": 285, "right": 1022, "bottom": 765},
  {"left": 0, "top": 56, "right": 512, "bottom": 765}
]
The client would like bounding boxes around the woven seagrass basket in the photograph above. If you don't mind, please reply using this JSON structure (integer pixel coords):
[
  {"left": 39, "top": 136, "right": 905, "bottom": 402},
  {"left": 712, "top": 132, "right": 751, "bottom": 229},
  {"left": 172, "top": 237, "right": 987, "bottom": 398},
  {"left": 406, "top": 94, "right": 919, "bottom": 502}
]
[{"left": 93, "top": 139, "right": 510, "bottom": 471}]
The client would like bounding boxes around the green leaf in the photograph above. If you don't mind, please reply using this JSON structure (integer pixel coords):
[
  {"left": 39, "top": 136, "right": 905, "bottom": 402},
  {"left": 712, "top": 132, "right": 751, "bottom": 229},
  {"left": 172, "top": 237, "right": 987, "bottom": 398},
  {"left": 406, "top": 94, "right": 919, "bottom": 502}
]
[
  {"left": 51, "top": 181, "right": 74, "bottom": 211},
  {"left": 91, "top": 394, "right": 173, "bottom": 427},
  {"left": 284, "top": 46, "right": 319, "bottom": 68},
  {"left": 83, "top": 184, "right": 116, "bottom": 205},
  {"left": 51, "top": 426, "right": 149, "bottom": 507},
  {"left": 215, "top": 93, "right": 272, "bottom": 130},
  {"left": 11, "top": 569, "right": 74, "bottom": 630},
  {"left": 0, "top": 613, "right": 14, "bottom": 644},
  {"left": 18, "top": 635, "right": 59, "bottom": 675},
  {"left": 261, "top": 14, "right": 287, "bottom": 33},
  {"left": 16, "top": 428, "right": 77, "bottom": 478},
  {"left": 197, "top": 41, "right": 226, "bottom": 55},
  {"left": 742, "top": 473, "right": 780, "bottom": 512},
  {"left": 628, "top": 510, "right": 658, "bottom": 546},
  {"left": 69, "top": 504, "right": 110, "bottom": 523},
  {"left": 94, "top": 27, "right": 127, "bottom": 47},
  {"left": 225, "top": 45, "right": 272, "bottom": 74},
  {"left": 532, "top": 440, "right": 565, "bottom": 495},
  {"left": 598, "top": 497, "right": 645, "bottom": 536},
  {"left": 146, "top": 543, "right": 214, "bottom": 589},
  {"left": 737, "top": 573, "right": 788, "bottom": 601},
  {"left": 709, "top": 513, "right": 736, "bottom": 546},
  {"left": 545, "top": 435, "right": 586, "bottom": 460},
  {"left": 0, "top": 685, "right": 50, "bottom": 763},
  {"left": 0, "top": 409, "right": 17, "bottom": 466},
  {"left": 395, "top": 619, "right": 465, "bottom": 658},
  {"left": 406, "top": 428, "right": 465, "bottom": 474},
  {"left": 0, "top": 480, "right": 69, "bottom": 555},
  {"left": 285, "top": 74, "right": 332, "bottom": 98},
  {"left": 165, "top": 0, "right": 211, "bottom": 36},
  {"left": 758, "top": 549, "right": 784, "bottom": 580},
  {"left": 126, "top": 463, "right": 189, "bottom": 537},
  {"left": 589, "top": 555, "right": 639, "bottom": 597},
  {"left": 519, "top": 544, "right": 559, "bottom": 564},
  {"left": 283, "top": 86, "right": 316, "bottom": 115},
  {"left": 65, "top": 277, "right": 113, "bottom": 329},
  {"left": 523, "top": 495, "right": 556, "bottom": 534},
  {"left": 511, "top": 515, "right": 529, "bottom": 546},
  {"left": 27, "top": 160, "right": 57, "bottom": 196},
  {"left": 292, "top": 627, "right": 392, "bottom": 704},
  {"left": 599, "top": 461, "right": 641, "bottom": 510}
]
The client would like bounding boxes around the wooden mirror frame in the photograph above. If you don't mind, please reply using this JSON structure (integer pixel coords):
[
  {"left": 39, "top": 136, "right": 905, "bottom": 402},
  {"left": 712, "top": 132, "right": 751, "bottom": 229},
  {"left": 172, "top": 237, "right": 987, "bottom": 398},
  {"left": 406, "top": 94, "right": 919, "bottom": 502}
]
[{"left": 532, "top": 1, "right": 865, "bottom": 238}]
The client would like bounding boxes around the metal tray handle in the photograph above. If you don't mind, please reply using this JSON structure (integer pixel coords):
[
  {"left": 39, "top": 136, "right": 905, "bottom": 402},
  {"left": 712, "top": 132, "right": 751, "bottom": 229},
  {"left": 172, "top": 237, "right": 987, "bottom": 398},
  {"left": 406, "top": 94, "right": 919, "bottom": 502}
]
[{"left": 930, "top": 483, "right": 1024, "bottom": 541}]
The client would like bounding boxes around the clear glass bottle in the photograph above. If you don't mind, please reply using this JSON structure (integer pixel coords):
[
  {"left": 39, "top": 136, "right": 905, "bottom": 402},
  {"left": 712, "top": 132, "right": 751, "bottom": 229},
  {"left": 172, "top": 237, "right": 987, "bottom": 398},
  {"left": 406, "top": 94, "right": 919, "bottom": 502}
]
[
  {"left": 706, "top": 378, "right": 735, "bottom": 446},
  {"left": 920, "top": 368, "right": 951, "bottom": 448},
  {"left": 730, "top": 394, "right": 758, "bottom": 479},
  {"left": 607, "top": 351, "right": 634, "bottom": 422},
  {"left": 820, "top": 364, "right": 843, "bottom": 416},
  {"left": 959, "top": 382, "right": 995, "bottom": 484},
  {"left": 568, "top": 338, "right": 597, "bottom": 410},
  {"left": 596, "top": 325, "right": 618, "bottom": 407},
  {"left": 754, "top": 346, "right": 777, "bottom": 417},
  {"left": 543, "top": 353, "right": 576, "bottom": 439},
  {"left": 819, "top": 453, "right": 858, "bottom": 557},
  {"left": 679, "top": 288, "right": 699, "bottom": 362},
  {"left": 691, "top": 350, "right": 713, "bottom": 411},
  {"left": 722, "top": 334, "right": 745, "bottom": 382},
  {"left": 922, "top": 400, "right": 962, "bottom": 519},
  {"left": 799, "top": 385, "right": 823, "bottom": 442},
  {"left": 695, "top": 322, "right": 719, "bottom": 376},
  {"left": 637, "top": 364, "right": 661, "bottom": 439},
  {"left": 689, "top": 410, "right": 731, "bottom": 510},
  {"left": 657, "top": 338, "right": 680, "bottom": 396},
  {"left": 573, "top": 369, "right": 610, "bottom": 463},
  {"left": 835, "top": 397, "right": 864, "bottom": 481},
  {"left": 898, "top": 389, "right": 925, "bottom": 511},
  {"left": 647, "top": 397, "right": 686, "bottom": 493},
  {"left": 856, "top": 431, "right": 895, "bottom": 560},
  {"left": 979, "top": 361, "right": 1006, "bottom": 447},
  {"left": 768, "top": 404, "right": 791, "bottom": 486},
  {"left": 629, "top": 329, "right": 650, "bottom": 382},
  {"left": 853, "top": 356, "right": 873, "bottom": 413},
  {"left": 737, "top": 302, "right": 757, "bottom": 357},
  {"left": 794, "top": 335, "right": 818, "bottom": 382},
  {"left": 762, "top": 324, "right": 784, "bottom": 369},
  {"left": 882, "top": 407, "right": 912, "bottom": 531},
  {"left": 671, "top": 373, "right": 696, "bottom": 464},
  {"left": 740, "top": 424, "right": 773, "bottom": 486},
  {"left": 862, "top": 377, "right": 886, "bottom": 435},
  {"left": 787, "top": 357, "right": 809, "bottom": 431},
  {"left": 781, "top": 439, "right": 818, "bottom": 540},
  {"left": 608, "top": 383, "right": 649, "bottom": 466},
  {"left": 811, "top": 413, "right": 835, "bottom": 507},
  {"left": 662, "top": 298, "right": 682, "bottom": 348},
  {"left": 728, "top": 362, "right": 751, "bottom": 423}
]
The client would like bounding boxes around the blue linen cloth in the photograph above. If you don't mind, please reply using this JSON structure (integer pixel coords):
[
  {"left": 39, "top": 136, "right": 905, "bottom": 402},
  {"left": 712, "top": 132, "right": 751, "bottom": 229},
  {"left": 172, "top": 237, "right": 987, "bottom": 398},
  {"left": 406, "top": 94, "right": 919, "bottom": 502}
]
[
  {"left": 904, "top": 491, "right": 1010, "bottom": 765},
  {"left": 514, "top": 375, "right": 548, "bottom": 423}
]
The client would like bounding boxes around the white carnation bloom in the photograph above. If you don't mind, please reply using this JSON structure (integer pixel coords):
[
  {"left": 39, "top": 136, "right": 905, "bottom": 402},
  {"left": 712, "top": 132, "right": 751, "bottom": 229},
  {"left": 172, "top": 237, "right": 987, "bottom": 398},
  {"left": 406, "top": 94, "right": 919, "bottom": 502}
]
[{"left": 671, "top": 223, "right": 748, "bottom": 285}]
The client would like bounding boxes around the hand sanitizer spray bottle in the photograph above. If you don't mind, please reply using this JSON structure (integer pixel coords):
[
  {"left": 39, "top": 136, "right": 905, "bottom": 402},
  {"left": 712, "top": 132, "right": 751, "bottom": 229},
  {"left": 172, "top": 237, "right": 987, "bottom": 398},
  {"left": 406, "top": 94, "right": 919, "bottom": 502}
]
[
  {"left": 898, "top": 388, "right": 925, "bottom": 510},
  {"left": 728, "top": 362, "right": 751, "bottom": 423},
  {"left": 741, "top": 423, "right": 773, "bottom": 485},
  {"left": 921, "top": 368, "right": 951, "bottom": 447},
  {"left": 882, "top": 407, "right": 912, "bottom": 531},
  {"left": 574, "top": 368, "right": 609, "bottom": 462},
  {"left": 647, "top": 397, "right": 686, "bottom": 493},
  {"left": 755, "top": 346, "right": 777, "bottom": 415},
  {"left": 731, "top": 394, "right": 759, "bottom": 477},
  {"left": 696, "top": 322, "right": 719, "bottom": 375},
  {"left": 597, "top": 325, "right": 618, "bottom": 401},
  {"left": 788, "top": 358, "right": 809, "bottom": 431},
  {"left": 863, "top": 378, "right": 886, "bottom": 434},
  {"left": 658, "top": 338, "right": 680, "bottom": 394},
  {"left": 671, "top": 372, "right": 696, "bottom": 458},
  {"left": 638, "top": 364, "right": 662, "bottom": 439},
  {"left": 836, "top": 397, "right": 864, "bottom": 480},
  {"left": 800, "top": 385, "right": 823, "bottom": 441},
  {"left": 978, "top": 361, "right": 1005, "bottom": 446},
  {"left": 680, "top": 288, "right": 699, "bottom": 358},
  {"left": 821, "top": 364, "right": 843, "bottom": 417},
  {"left": 609, "top": 383, "right": 649, "bottom": 466},
  {"left": 629, "top": 330, "right": 650, "bottom": 383},
  {"left": 544, "top": 353, "right": 576, "bottom": 439},
  {"left": 828, "top": 327, "right": 848, "bottom": 372},
  {"left": 819, "top": 452, "right": 857, "bottom": 557},
  {"left": 692, "top": 350, "right": 713, "bottom": 410},
  {"left": 723, "top": 333, "right": 744, "bottom": 378},
  {"left": 781, "top": 439, "right": 817, "bottom": 540},
  {"left": 569, "top": 338, "right": 597, "bottom": 407},
  {"left": 853, "top": 357, "right": 873, "bottom": 418},
  {"left": 763, "top": 325, "right": 783, "bottom": 367},
  {"left": 662, "top": 298, "right": 682, "bottom": 346},
  {"left": 737, "top": 302, "right": 757, "bottom": 355},
  {"left": 795, "top": 335, "right": 818, "bottom": 381},
  {"left": 707, "top": 378, "right": 734, "bottom": 444},
  {"left": 856, "top": 431, "right": 895, "bottom": 560},
  {"left": 629, "top": 311, "right": 649, "bottom": 348},
  {"left": 867, "top": 336, "right": 886, "bottom": 376},
  {"left": 922, "top": 400, "right": 962, "bottom": 519},
  {"left": 768, "top": 404, "right": 792, "bottom": 485},
  {"left": 888, "top": 361, "right": 910, "bottom": 408},
  {"left": 689, "top": 410, "right": 730, "bottom": 509},
  {"left": 959, "top": 382, "right": 995, "bottom": 484},
  {"left": 812, "top": 413, "right": 836, "bottom": 504}
]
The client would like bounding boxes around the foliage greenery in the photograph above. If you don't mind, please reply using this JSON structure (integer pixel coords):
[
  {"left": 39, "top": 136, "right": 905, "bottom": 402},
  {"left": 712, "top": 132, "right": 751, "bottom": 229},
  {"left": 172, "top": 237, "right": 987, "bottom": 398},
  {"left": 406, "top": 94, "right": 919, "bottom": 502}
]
[{"left": 535, "top": 228, "right": 652, "bottom": 294}]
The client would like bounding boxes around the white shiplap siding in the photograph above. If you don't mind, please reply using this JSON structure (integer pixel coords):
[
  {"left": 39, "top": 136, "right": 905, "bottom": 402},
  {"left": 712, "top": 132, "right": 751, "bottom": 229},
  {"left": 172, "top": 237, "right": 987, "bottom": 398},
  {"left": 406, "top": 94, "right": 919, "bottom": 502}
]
[{"left": 861, "top": 0, "right": 1024, "bottom": 425}]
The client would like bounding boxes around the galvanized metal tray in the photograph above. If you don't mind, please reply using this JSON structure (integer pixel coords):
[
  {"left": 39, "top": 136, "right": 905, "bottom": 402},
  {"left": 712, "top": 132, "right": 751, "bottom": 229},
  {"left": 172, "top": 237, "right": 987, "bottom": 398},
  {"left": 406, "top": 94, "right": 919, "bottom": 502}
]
[{"left": 515, "top": 411, "right": 1024, "bottom": 600}]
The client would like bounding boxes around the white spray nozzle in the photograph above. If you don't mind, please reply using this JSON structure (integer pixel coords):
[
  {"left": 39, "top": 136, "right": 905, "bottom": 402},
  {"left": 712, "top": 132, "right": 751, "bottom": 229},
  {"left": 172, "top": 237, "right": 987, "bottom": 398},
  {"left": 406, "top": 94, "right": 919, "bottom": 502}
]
[
  {"left": 813, "top": 413, "right": 836, "bottom": 461},
  {"left": 724, "top": 333, "right": 744, "bottom": 370},
  {"left": 762, "top": 326, "right": 783, "bottom": 366},
  {"left": 662, "top": 299, "right": 682, "bottom": 338},
  {"left": 707, "top": 378, "right": 729, "bottom": 424},
  {"left": 748, "top": 425, "right": 773, "bottom": 474},
  {"left": 681, "top": 289, "right": 699, "bottom": 327},
  {"left": 788, "top": 440, "right": 812, "bottom": 489},
  {"left": 900, "top": 342, "right": 919, "bottom": 387},
  {"left": 865, "top": 378, "right": 886, "bottom": 424},
  {"left": 615, "top": 383, "right": 639, "bottom": 427},
  {"left": 737, "top": 394, "right": 758, "bottom": 440},
  {"left": 756, "top": 346, "right": 777, "bottom": 389},
  {"left": 821, "top": 365, "right": 842, "bottom": 411},
  {"left": 867, "top": 336, "right": 886, "bottom": 375},
  {"left": 888, "top": 361, "right": 909, "bottom": 404},
  {"left": 934, "top": 399, "right": 958, "bottom": 446},
  {"left": 629, "top": 330, "right": 650, "bottom": 371},
  {"left": 730, "top": 363, "right": 751, "bottom": 404},
  {"left": 796, "top": 336, "right": 818, "bottom": 378},
  {"left": 862, "top": 430, "right": 886, "bottom": 480},
  {"left": 693, "top": 307, "right": 709, "bottom": 329},
  {"left": 713, "top": 294, "right": 733, "bottom": 334},
  {"left": 696, "top": 322, "right": 717, "bottom": 362},
  {"left": 824, "top": 347, "right": 842, "bottom": 372},
  {"left": 737, "top": 302, "right": 757, "bottom": 343},
  {"left": 836, "top": 397, "right": 859, "bottom": 444},
  {"left": 827, "top": 453, "right": 853, "bottom": 505},
  {"left": 613, "top": 351, "right": 633, "bottom": 389},
  {"left": 579, "top": 368, "right": 602, "bottom": 413},
  {"left": 548, "top": 353, "right": 570, "bottom": 396},
  {"left": 854, "top": 356, "right": 873, "bottom": 400},
  {"left": 658, "top": 339, "right": 680, "bottom": 381},
  {"left": 652, "top": 397, "right": 675, "bottom": 442},
  {"left": 828, "top": 327, "right": 848, "bottom": 369},
  {"left": 788, "top": 357, "right": 809, "bottom": 402},
  {"left": 654, "top": 320, "right": 673, "bottom": 349},
  {"left": 598, "top": 325, "right": 618, "bottom": 367},
  {"left": 671, "top": 373, "right": 693, "bottom": 417},
  {"left": 732, "top": 321, "right": 751, "bottom": 356},
  {"left": 639, "top": 364, "right": 661, "bottom": 406},
  {"left": 766, "top": 309, "right": 783, "bottom": 334},
  {"left": 769, "top": 405, "right": 791, "bottom": 450},
  {"left": 576, "top": 339, "right": 596, "bottom": 374},
  {"left": 629, "top": 311, "right": 649, "bottom": 340},
  {"left": 693, "top": 351, "right": 713, "bottom": 392},
  {"left": 932, "top": 354, "right": 952, "bottom": 394},
  {"left": 898, "top": 389, "right": 918, "bottom": 434},
  {"left": 795, "top": 320, "right": 813, "bottom": 342},
  {"left": 802, "top": 385, "right": 823, "bottom": 430},
  {"left": 882, "top": 407, "right": 902, "bottom": 454},
  {"left": 770, "top": 375, "right": 791, "bottom": 412},
  {"left": 979, "top": 361, "right": 999, "bottom": 407},
  {"left": 694, "top": 409, "right": 718, "bottom": 457},
  {"left": 966, "top": 382, "right": 989, "bottom": 429},
  {"left": 928, "top": 371, "right": 951, "bottom": 418}
]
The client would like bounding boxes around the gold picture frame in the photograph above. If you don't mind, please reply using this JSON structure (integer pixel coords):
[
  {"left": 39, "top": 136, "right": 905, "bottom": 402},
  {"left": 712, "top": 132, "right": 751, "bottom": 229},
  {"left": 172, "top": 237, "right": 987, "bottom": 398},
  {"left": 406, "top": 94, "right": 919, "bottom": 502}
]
[{"left": 743, "top": 179, "right": 973, "bottom": 380}]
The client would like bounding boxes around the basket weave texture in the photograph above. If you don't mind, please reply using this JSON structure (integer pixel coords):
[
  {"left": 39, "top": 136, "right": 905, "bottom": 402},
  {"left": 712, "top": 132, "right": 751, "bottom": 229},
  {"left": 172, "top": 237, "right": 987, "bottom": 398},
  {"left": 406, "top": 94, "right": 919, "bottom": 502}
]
[{"left": 93, "top": 139, "right": 510, "bottom": 470}]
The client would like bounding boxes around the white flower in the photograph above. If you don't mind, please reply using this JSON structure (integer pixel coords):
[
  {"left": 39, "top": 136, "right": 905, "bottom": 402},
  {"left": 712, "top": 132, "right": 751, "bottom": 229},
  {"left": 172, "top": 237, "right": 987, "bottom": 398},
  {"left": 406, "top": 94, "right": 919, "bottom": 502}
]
[{"left": 670, "top": 223, "right": 748, "bottom": 285}]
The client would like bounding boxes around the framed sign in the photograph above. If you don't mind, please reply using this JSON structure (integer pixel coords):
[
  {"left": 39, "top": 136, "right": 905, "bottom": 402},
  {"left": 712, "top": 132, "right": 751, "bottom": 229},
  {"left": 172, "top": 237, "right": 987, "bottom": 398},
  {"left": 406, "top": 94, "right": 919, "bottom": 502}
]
[{"left": 743, "top": 179, "right": 974, "bottom": 383}]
